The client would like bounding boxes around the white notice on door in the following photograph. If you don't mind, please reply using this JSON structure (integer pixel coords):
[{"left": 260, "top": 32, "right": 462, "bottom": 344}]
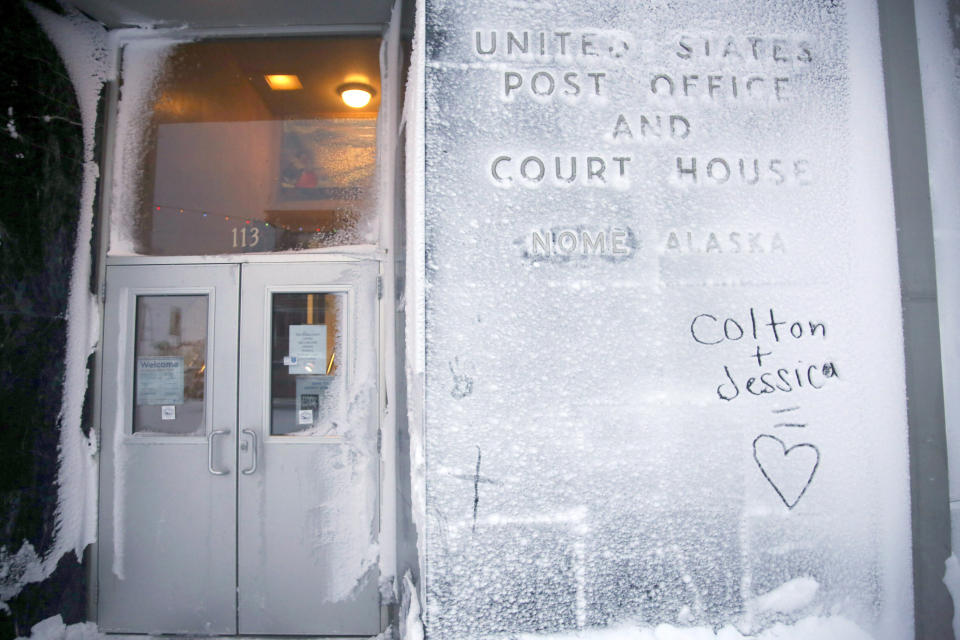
[
  {"left": 288, "top": 324, "right": 326, "bottom": 375},
  {"left": 136, "top": 357, "right": 184, "bottom": 405},
  {"left": 295, "top": 375, "right": 333, "bottom": 425}
]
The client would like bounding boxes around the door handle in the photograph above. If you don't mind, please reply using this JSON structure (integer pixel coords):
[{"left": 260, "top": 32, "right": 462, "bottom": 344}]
[
  {"left": 207, "top": 429, "right": 230, "bottom": 475},
  {"left": 241, "top": 428, "right": 258, "bottom": 475}
]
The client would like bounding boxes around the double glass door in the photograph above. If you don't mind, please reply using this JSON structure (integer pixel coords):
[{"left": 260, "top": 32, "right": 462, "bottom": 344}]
[{"left": 97, "top": 260, "right": 381, "bottom": 636}]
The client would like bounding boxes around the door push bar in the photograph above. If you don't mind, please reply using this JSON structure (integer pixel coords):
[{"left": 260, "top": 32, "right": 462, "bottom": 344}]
[{"left": 207, "top": 429, "right": 230, "bottom": 475}]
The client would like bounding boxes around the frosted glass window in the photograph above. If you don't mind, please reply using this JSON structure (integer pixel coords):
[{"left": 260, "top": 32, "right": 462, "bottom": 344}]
[
  {"left": 269, "top": 292, "right": 344, "bottom": 436},
  {"left": 133, "top": 295, "right": 208, "bottom": 435},
  {"left": 117, "top": 37, "right": 381, "bottom": 256}
]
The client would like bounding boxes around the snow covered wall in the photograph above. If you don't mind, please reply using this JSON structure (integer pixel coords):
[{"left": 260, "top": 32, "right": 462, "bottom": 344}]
[
  {"left": 0, "top": 2, "right": 104, "bottom": 636},
  {"left": 421, "top": 0, "right": 913, "bottom": 638}
]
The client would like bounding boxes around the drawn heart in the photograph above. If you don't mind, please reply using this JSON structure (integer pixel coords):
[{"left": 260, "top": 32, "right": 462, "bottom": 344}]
[{"left": 752, "top": 434, "right": 820, "bottom": 509}]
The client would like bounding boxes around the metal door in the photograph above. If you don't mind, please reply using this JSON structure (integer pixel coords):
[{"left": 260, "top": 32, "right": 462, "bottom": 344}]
[
  {"left": 98, "top": 263, "right": 240, "bottom": 634},
  {"left": 237, "top": 261, "right": 381, "bottom": 635},
  {"left": 97, "top": 260, "right": 380, "bottom": 635}
]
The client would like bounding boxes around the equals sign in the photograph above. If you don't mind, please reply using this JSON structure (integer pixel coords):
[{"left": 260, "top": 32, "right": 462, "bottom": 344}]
[{"left": 772, "top": 406, "right": 806, "bottom": 428}]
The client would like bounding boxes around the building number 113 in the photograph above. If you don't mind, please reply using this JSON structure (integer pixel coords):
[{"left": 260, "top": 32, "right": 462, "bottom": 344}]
[{"left": 232, "top": 226, "right": 261, "bottom": 248}]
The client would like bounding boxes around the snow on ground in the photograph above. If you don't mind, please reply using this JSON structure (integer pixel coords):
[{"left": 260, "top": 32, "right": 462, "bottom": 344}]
[
  {"left": 14, "top": 613, "right": 873, "bottom": 640},
  {"left": 750, "top": 577, "right": 818, "bottom": 615},
  {"left": 15, "top": 615, "right": 399, "bottom": 640},
  {"left": 16, "top": 616, "right": 100, "bottom": 640},
  {"left": 513, "top": 616, "right": 873, "bottom": 640}
]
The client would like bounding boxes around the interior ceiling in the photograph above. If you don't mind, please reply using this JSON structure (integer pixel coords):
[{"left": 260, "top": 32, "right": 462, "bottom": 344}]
[
  {"left": 154, "top": 38, "right": 382, "bottom": 122},
  {"left": 68, "top": 0, "right": 394, "bottom": 29}
]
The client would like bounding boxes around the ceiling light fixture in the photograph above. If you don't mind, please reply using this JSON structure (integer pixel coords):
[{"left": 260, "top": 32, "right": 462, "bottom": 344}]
[
  {"left": 264, "top": 74, "right": 303, "bottom": 90},
  {"left": 337, "top": 82, "right": 376, "bottom": 108}
]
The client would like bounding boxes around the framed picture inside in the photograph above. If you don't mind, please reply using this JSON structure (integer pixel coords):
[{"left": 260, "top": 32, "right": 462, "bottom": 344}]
[{"left": 276, "top": 119, "right": 376, "bottom": 205}]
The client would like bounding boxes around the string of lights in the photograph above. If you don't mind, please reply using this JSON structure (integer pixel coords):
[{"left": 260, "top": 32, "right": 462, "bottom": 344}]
[{"left": 152, "top": 203, "right": 340, "bottom": 234}]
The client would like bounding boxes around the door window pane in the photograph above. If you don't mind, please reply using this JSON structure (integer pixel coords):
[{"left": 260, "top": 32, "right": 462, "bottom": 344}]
[
  {"left": 133, "top": 295, "right": 208, "bottom": 435},
  {"left": 270, "top": 292, "right": 344, "bottom": 436},
  {"left": 114, "top": 37, "right": 381, "bottom": 256}
]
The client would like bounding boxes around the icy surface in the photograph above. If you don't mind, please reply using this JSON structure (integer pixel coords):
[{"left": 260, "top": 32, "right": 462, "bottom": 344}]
[
  {"left": 13, "top": 613, "right": 397, "bottom": 640},
  {"left": 11, "top": 612, "right": 871, "bottom": 640},
  {"left": 30, "top": 2, "right": 105, "bottom": 568},
  {"left": 0, "top": 3, "right": 109, "bottom": 606},
  {"left": 512, "top": 616, "right": 873, "bottom": 640},
  {"left": 108, "top": 291, "right": 130, "bottom": 579},
  {"left": 421, "top": 0, "right": 911, "bottom": 638},
  {"left": 109, "top": 38, "right": 385, "bottom": 256},
  {"left": 750, "top": 577, "right": 818, "bottom": 615},
  {"left": 0, "top": 542, "right": 44, "bottom": 605},
  {"left": 108, "top": 38, "right": 176, "bottom": 255},
  {"left": 402, "top": 570, "right": 426, "bottom": 640},
  {"left": 317, "top": 268, "right": 382, "bottom": 603},
  {"left": 378, "top": 0, "right": 406, "bottom": 597},
  {"left": 16, "top": 615, "right": 100, "bottom": 640},
  {"left": 405, "top": 0, "right": 429, "bottom": 604}
]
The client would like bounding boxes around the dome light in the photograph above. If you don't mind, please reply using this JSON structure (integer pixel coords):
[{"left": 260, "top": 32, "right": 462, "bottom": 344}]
[{"left": 337, "top": 82, "right": 376, "bottom": 108}]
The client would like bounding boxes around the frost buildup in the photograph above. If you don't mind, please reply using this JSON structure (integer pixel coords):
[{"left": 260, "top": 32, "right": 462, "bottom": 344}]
[{"left": 422, "top": 0, "right": 912, "bottom": 638}]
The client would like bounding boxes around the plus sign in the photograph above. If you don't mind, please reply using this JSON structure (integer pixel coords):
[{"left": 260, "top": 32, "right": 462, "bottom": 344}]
[{"left": 752, "top": 345, "right": 772, "bottom": 367}]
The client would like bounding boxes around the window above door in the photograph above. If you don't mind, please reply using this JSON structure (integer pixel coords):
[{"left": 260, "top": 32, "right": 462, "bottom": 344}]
[{"left": 109, "top": 37, "right": 382, "bottom": 256}]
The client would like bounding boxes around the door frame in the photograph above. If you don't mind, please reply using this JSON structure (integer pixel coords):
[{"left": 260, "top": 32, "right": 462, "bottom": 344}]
[
  {"left": 92, "top": 252, "right": 391, "bottom": 635},
  {"left": 88, "top": 21, "right": 405, "bottom": 632}
]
